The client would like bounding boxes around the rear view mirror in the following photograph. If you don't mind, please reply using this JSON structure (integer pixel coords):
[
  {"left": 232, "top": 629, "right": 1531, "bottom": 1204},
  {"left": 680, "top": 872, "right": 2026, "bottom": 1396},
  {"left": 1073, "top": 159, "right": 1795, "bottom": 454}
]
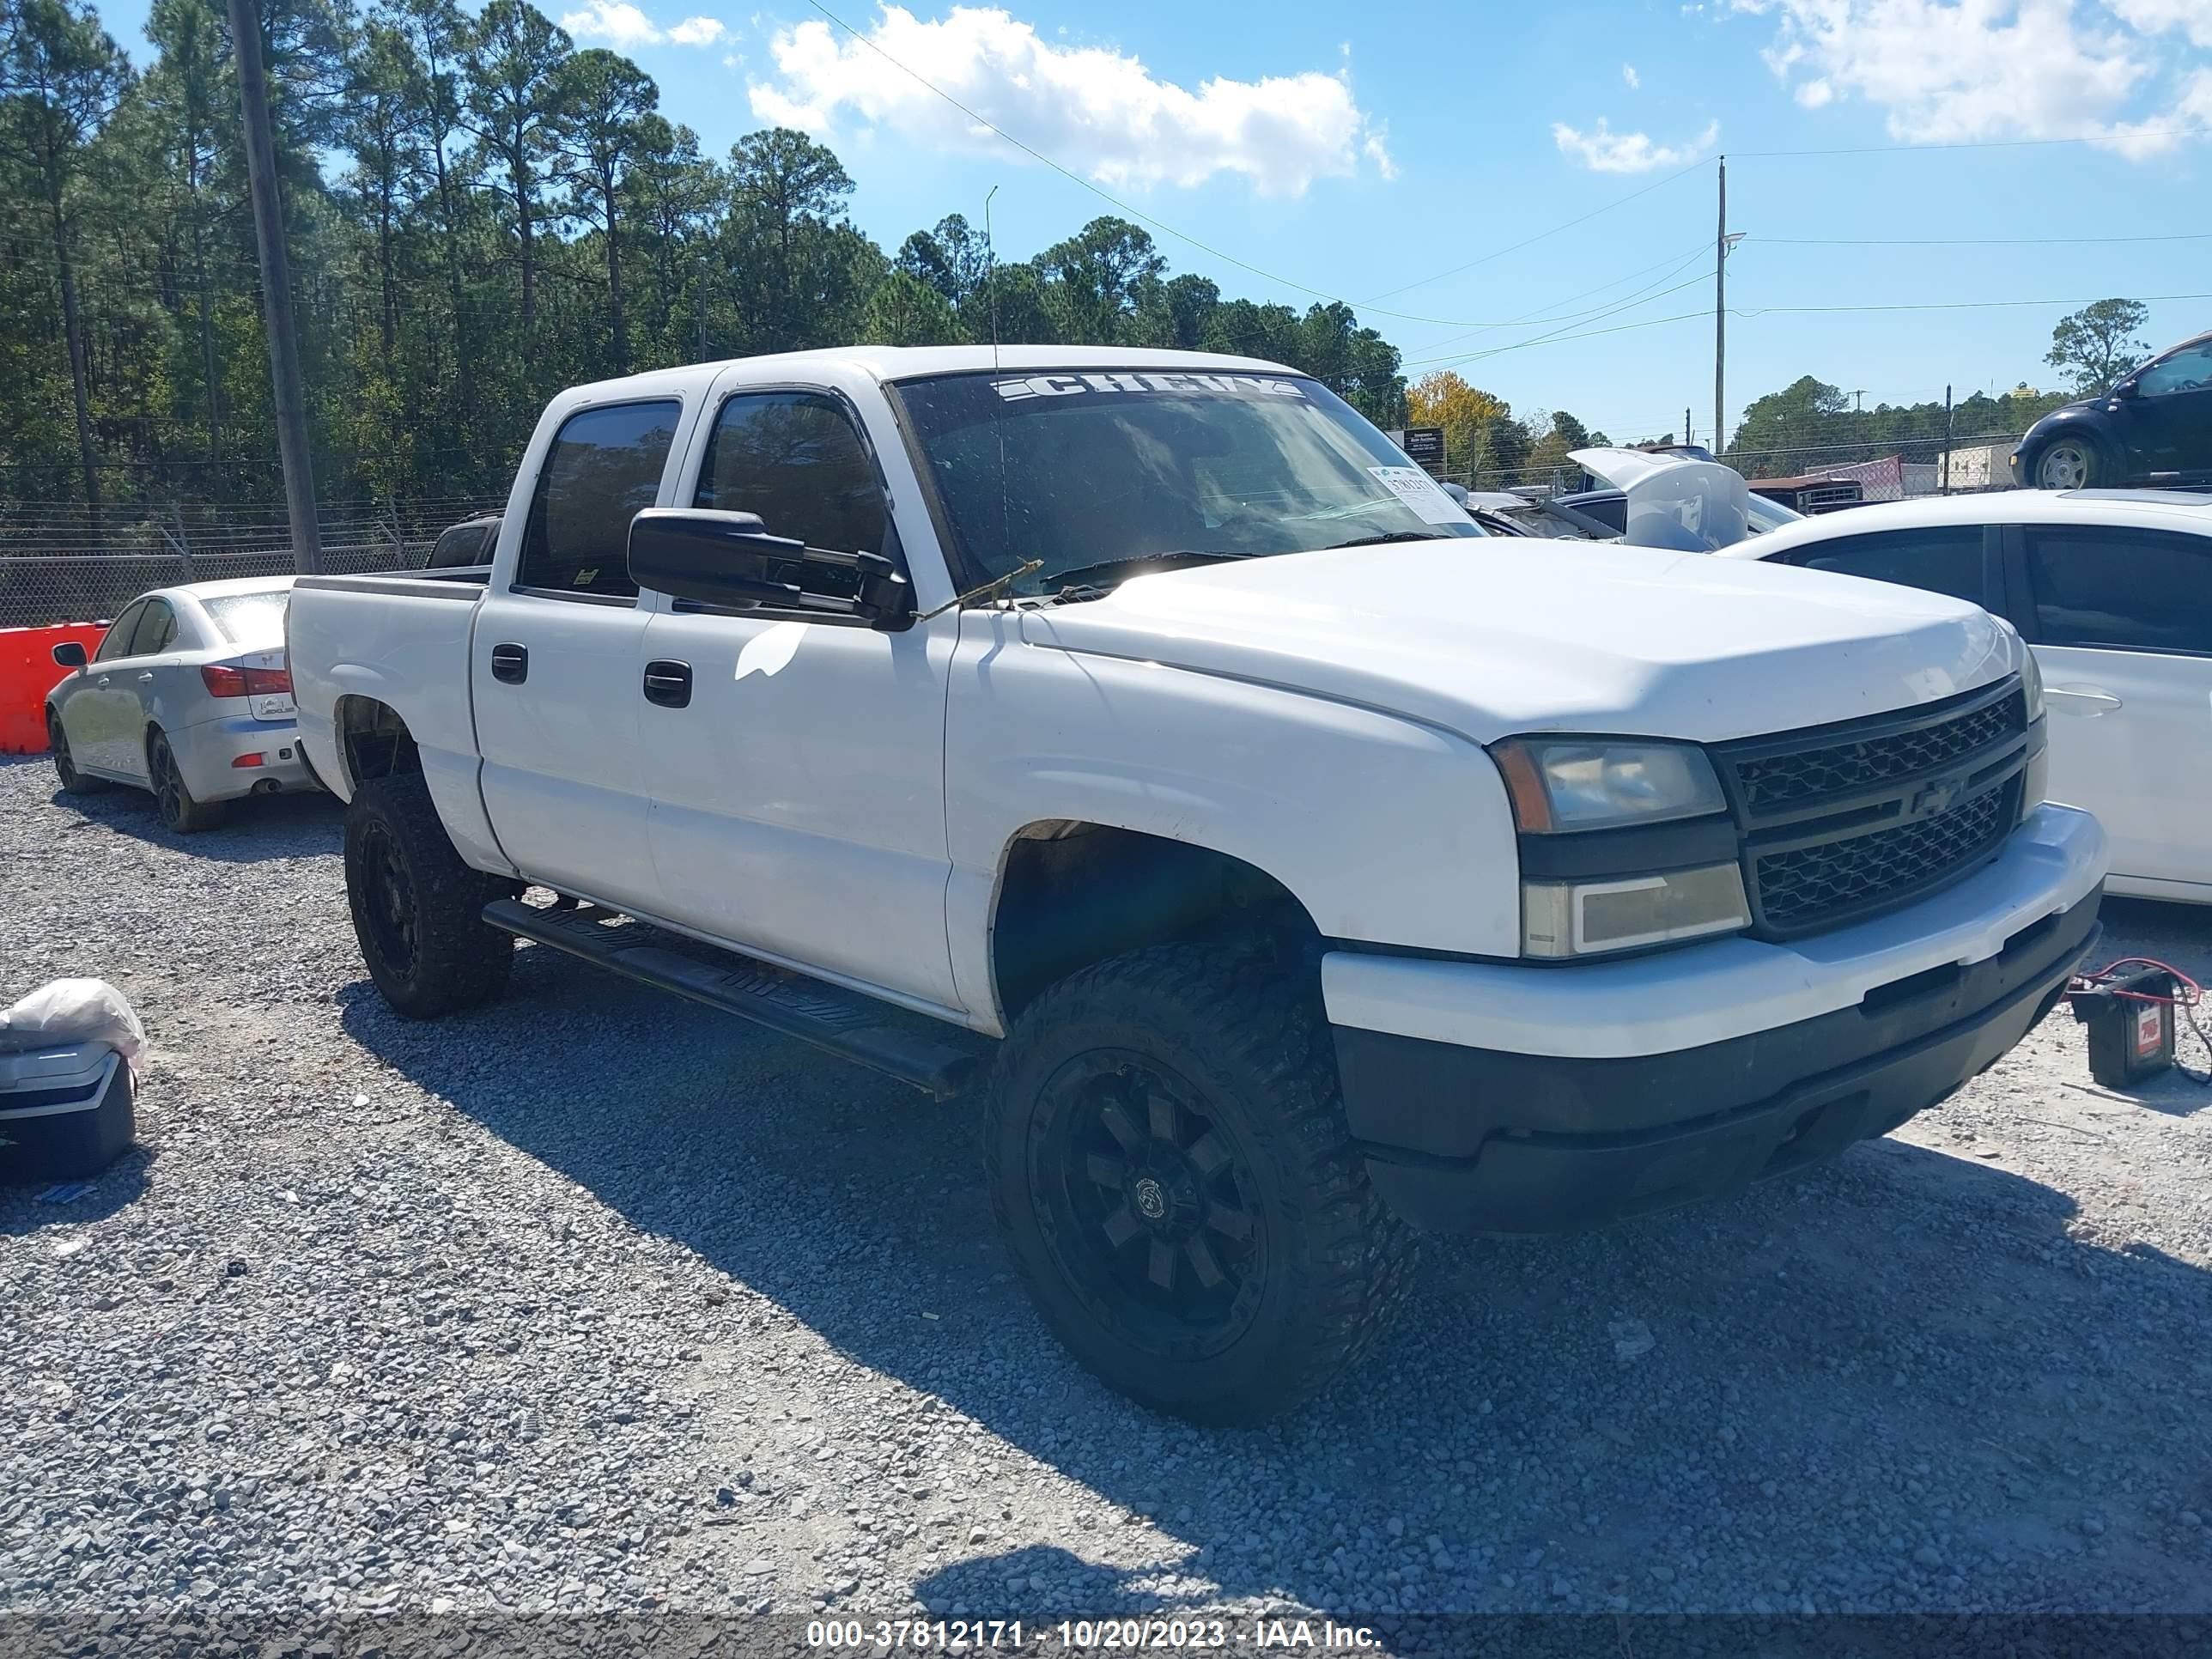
[
  {"left": 628, "top": 508, "right": 914, "bottom": 630},
  {"left": 52, "top": 641, "right": 88, "bottom": 669}
]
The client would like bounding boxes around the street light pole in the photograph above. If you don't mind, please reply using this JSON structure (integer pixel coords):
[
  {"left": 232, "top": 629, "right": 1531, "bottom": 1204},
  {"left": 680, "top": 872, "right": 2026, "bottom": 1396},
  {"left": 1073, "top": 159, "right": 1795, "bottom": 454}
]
[{"left": 226, "top": 0, "right": 321, "bottom": 574}]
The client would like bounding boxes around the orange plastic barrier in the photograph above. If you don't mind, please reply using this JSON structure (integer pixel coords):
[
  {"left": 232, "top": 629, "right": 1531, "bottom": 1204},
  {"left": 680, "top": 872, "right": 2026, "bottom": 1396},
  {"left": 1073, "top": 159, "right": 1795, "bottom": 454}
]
[{"left": 0, "top": 622, "right": 112, "bottom": 754}]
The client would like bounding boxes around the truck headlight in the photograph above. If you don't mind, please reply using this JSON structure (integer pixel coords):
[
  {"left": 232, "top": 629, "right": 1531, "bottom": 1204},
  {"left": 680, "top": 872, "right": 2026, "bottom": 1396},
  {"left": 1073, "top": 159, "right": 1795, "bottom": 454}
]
[
  {"left": 1522, "top": 865, "right": 1751, "bottom": 958},
  {"left": 2019, "top": 647, "right": 2044, "bottom": 723},
  {"left": 1492, "top": 737, "right": 1729, "bottom": 832}
]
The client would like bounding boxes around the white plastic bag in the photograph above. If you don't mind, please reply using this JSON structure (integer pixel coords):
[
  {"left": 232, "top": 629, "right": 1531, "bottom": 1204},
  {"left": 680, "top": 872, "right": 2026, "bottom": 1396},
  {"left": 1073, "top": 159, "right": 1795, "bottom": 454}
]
[{"left": 0, "top": 978, "right": 146, "bottom": 1060}]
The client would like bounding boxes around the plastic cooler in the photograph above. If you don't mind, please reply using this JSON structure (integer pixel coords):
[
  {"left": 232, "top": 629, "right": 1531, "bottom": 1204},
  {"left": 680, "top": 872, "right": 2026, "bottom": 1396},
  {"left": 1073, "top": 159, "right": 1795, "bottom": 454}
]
[{"left": 0, "top": 1038, "right": 136, "bottom": 1182}]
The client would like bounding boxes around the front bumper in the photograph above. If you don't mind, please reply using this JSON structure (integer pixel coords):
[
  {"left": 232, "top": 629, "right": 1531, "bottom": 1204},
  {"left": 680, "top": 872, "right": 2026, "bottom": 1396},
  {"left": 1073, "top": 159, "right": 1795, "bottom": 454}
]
[
  {"left": 170, "top": 714, "right": 314, "bottom": 801},
  {"left": 1325, "top": 805, "right": 2106, "bottom": 1235}
]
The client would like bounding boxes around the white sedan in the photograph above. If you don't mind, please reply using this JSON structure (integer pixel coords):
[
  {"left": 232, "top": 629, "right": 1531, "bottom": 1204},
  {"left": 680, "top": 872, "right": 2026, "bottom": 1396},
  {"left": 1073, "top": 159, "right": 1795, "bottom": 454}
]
[
  {"left": 1715, "top": 489, "right": 2212, "bottom": 904},
  {"left": 44, "top": 576, "right": 318, "bottom": 832}
]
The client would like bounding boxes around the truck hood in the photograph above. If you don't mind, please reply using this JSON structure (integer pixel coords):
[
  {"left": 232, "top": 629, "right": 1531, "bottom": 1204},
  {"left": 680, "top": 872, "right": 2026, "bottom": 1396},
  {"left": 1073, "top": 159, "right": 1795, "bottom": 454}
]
[{"left": 1014, "top": 538, "right": 2019, "bottom": 745}]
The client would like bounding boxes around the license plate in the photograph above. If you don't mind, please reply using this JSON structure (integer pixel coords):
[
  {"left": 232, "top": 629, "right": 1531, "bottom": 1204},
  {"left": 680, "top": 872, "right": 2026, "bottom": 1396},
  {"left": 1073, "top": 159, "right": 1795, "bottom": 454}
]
[{"left": 252, "top": 693, "right": 295, "bottom": 720}]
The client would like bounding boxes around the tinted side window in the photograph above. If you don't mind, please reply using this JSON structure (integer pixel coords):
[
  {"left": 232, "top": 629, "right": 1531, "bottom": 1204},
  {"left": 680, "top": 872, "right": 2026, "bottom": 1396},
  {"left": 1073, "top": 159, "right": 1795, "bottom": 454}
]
[
  {"left": 132, "top": 599, "right": 179, "bottom": 655},
  {"left": 1789, "top": 527, "right": 1990, "bottom": 605},
  {"left": 695, "top": 392, "right": 886, "bottom": 556},
  {"left": 517, "top": 401, "right": 681, "bottom": 599},
  {"left": 2134, "top": 341, "right": 2212, "bottom": 398},
  {"left": 2026, "top": 526, "right": 2212, "bottom": 653},
  {"left": 95, "top": 601, "right": 146, "bottom": 662}
]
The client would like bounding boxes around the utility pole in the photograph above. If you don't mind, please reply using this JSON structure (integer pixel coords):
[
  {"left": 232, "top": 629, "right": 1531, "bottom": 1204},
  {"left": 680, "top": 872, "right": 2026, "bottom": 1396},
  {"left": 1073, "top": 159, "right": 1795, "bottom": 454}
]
[
  {"left": 226, "top": 0, "right": 321, "bottom": 574},
  {"left": 1684, "top": 406, "right": 1692, "bottom": 449},
  {"left": 1852, "top": 389, "right": 1867, "bottom": 413},
  {"left": 1713, "top": 155, "right": 1726, "bottom": 459}
]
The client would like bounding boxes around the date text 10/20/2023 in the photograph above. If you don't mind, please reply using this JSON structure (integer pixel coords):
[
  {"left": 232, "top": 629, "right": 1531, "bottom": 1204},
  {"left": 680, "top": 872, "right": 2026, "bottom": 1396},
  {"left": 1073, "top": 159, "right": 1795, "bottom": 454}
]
[{"left": 805, "top": 1620, "right": 1382, "bottom": 1650}]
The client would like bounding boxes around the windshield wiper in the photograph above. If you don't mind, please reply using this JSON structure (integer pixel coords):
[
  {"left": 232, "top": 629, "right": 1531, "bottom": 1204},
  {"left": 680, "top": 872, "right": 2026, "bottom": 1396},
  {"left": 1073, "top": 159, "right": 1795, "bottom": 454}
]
[
  {"left": 1040, "top": 549, "right": 1255, "bottom": 593},
  {"left": 1318, "top": 530, "right": 1455, "bottom": 550}
]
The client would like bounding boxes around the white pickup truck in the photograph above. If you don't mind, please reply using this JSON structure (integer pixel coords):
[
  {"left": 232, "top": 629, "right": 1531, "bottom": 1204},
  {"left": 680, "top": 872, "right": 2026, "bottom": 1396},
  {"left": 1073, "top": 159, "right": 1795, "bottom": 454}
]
[{"left": 289, "top": 346, "right": 2106, "bottom": 1422}]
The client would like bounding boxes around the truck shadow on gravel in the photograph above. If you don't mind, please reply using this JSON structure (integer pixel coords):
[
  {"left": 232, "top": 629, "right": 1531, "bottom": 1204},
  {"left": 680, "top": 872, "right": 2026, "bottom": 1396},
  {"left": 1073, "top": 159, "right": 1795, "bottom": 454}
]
[{"left": 339, "top": 945, "right": 2212, "bottom": 1617}]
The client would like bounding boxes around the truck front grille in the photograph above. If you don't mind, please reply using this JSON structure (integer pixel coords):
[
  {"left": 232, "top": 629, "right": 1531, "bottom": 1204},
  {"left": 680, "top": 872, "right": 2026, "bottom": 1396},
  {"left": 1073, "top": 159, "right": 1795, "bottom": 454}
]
[
  {"left": 1752, "top": 783, "right": 2014, "bottom": 933},
  {"left": 1715, "top": 679, "right": 2031, "bottom": 939}
]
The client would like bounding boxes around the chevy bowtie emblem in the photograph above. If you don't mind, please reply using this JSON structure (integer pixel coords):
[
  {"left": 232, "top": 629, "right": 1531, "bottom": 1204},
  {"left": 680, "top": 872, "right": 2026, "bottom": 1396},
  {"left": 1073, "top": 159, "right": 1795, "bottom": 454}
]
[{"left": 1911, "top": 780, "right": 1961, "bottom": 817}]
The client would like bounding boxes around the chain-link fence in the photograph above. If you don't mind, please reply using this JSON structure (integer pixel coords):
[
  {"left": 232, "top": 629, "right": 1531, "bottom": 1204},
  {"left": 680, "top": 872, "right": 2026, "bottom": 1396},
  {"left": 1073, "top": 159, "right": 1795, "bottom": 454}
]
[
  {"left": 0, "top": 495, "right": 505, "bottom": 629},
  {"left": 1436, "top": 431, "right": 2023, "bottom": 506}
]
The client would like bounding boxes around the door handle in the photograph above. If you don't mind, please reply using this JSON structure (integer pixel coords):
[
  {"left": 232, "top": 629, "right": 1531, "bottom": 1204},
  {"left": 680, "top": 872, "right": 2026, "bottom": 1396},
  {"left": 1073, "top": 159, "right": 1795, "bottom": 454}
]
[
  {"left": 489, "top": 642, "right": 529, "bottom": 684},
  {"left": 2045, "top": 684, "right": 2123, "bottom": 715},
  {"left": 137, "top": 672, "right": 155, "bottom": 683},
  {"left": 95, "top": 676, "right": 112, "bottom": 688},
  {"left": 642, "top": 659, "right": 692, "bottom": 709}
]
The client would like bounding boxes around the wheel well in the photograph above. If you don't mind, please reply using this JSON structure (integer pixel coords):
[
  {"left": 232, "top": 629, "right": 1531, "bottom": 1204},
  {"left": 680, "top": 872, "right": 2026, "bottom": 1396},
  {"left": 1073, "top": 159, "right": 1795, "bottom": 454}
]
[
  {"left": 990, "top": 823, "right": 1320, "bottom": 1024},
  {"left": 337, "top": 696, "right": 421, "bottom": 787}
]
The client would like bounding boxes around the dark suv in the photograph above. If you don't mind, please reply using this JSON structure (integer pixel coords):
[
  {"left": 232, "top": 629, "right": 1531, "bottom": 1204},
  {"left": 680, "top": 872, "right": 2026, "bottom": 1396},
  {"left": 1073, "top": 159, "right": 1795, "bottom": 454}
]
[{"left": 2013, "top": 330, "right": 2212, "bottom": 490}]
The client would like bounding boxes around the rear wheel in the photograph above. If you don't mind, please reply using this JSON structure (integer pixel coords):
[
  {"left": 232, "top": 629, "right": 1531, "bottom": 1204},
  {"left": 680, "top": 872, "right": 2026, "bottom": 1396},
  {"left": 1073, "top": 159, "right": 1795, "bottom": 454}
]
[
  {"left": 2033, "top": 437, "right": 2104, "bottom": 490},
  {"left": 985, "top": 943, "right": 1413, "bottom": 1424},
  {"left": 148, "top": 729, "right": 224, "bottom": 833},
  {"left": 344, "top": 773, "right": 514, "bottom": 1018},
  {"left": 48, "top": 710, "right": 106, "bottom": 794}
]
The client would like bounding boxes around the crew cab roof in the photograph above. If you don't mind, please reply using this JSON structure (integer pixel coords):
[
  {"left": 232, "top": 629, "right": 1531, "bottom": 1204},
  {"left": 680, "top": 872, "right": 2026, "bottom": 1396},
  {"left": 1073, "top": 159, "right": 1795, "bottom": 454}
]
[{"left": 557, "top": 344, "right": 1301, "bottom": 405}]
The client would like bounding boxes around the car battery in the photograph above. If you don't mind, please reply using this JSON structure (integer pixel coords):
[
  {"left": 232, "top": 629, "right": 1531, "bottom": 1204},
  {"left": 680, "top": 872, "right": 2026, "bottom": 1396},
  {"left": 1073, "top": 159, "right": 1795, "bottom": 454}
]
[
  {"left": 2069, "top": 965, "right": 2178, "bottom": 1090},
  {"left": 0, "top": 1039, "right": 137, "bottom": 1182}
]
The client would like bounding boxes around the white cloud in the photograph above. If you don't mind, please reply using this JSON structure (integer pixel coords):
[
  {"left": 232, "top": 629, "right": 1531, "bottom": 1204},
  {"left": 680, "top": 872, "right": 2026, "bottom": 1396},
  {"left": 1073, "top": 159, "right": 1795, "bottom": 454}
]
[
  {"left": 1729, "top": 0, "right": 2212, "bottom": 157},
  {"left": 2109, "top": 0, "right": 2212, "bottom": 49},
  {"left": 1551, "top": 117, "right": 1720, "bottom": 172},
  {"left": 560, "top": 0, "right": 727, "bottom": 48},
  {"left": 1621, "top": 62, "right": 1640, "bottom": 88},
  {"left": 746, "top": 5, "right": 1393, "bottom": 196}
]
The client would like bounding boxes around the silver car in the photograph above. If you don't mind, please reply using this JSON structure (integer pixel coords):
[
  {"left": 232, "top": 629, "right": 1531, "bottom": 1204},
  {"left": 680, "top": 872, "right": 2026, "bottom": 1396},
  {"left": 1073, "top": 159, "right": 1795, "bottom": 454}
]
[{"left": 44, "top": 577, "right": 317, "bottom": 832}]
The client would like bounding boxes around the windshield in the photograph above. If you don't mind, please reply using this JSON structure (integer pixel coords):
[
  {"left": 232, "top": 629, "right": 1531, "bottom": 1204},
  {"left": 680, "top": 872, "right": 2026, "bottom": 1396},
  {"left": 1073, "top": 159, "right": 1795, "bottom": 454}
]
[
  {"left": 1744, "top": 493, "right": 1805, "bottom": 533},
  {"left": 890, "top": 369, "right": 1482, "bottom": 596},
  {"left": 201, "top": 587, "right": 291, "bottom": 646}
]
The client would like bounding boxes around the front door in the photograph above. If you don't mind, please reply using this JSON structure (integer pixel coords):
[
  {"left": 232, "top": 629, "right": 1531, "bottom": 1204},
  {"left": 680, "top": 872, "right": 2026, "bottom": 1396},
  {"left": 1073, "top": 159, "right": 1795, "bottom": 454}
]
[
  {"left": 471, "top": 398, "right": 680, "bottom": 911},
  {"left": 2119, "top": 339, "right": 2212, "bottom": 481},
  {"left": 634, "top": 385, "right": 961, "bottom": 1011},
  {"left": 2021, "top": 522, "right": 2212, "bottom": 890},
  {"left": 73, "top": 599, "right": 173, "bottom": 779}
]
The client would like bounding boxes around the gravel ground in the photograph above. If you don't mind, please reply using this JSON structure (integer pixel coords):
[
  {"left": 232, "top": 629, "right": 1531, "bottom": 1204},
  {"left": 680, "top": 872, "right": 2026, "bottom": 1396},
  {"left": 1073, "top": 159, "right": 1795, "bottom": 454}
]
[{"left": 4, "top": 752, "right": 2212, "bottom": 1648}]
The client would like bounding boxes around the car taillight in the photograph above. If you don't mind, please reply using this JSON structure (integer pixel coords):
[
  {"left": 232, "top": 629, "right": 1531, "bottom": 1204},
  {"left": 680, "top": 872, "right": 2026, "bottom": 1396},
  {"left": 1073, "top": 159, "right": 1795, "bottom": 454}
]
[{"left": 200, "top": 661, "right": 291, "bottom": 698}]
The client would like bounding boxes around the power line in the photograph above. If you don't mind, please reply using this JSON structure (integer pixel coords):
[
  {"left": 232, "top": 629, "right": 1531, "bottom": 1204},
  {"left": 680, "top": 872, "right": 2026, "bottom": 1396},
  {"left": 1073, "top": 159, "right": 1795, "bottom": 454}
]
[
  {"left": 793, "top": 0, "right": 1677, "bottom": 334},
  {"left": 1734, "top": 125, "right": 2212, "bottom": 157},
  {"left": 1401, "top": 238, "right": 1713, "bottom": 359},
  {"left": 1735, "top": 289, "right": 2212, "bottom": 317},
  {"left": 1753, "top": 231, "right": 2212, "bottom": 248},
  {"left": 1358, "top": 161, "right": 1706, "bottom": 304},
  {"left": 1409, "top": 269, "right": 1718, "bottom": 368}
]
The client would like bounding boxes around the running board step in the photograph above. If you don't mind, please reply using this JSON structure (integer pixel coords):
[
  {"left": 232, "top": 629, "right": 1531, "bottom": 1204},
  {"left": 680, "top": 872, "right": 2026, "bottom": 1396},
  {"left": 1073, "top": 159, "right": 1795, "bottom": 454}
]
[{"left": 482, "top": 898, "right": 987, "bottom": 1099}]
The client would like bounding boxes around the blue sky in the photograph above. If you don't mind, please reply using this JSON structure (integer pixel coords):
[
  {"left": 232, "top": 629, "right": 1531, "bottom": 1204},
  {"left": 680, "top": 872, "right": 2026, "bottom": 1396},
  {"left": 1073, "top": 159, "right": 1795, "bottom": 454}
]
[{"left": 102, "top": 0, "right": 2212, "bottom": 441}]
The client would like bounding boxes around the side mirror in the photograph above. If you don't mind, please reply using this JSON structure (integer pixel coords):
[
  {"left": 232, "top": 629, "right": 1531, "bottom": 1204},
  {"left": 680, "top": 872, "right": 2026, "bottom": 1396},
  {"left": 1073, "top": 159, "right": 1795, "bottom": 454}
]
[
  {"left": 52, "top": 641, "right": 88, "bottom": 669},
  {"left": 2111, "top": 380, "right": 2137, "bottom": 400},
  {"left": 628, "top": 508, "right": 915, "bottom": 630}
]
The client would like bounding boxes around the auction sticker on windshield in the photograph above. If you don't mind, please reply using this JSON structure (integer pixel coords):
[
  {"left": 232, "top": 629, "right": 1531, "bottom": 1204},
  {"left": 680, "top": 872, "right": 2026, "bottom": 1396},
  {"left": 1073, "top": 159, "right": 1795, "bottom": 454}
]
[
  {"left": 991, "top": 372, "right": 1306, "bottom": 401},
  {"left": 1369, "top": 465, "right": 1471, "bottom": 526}
]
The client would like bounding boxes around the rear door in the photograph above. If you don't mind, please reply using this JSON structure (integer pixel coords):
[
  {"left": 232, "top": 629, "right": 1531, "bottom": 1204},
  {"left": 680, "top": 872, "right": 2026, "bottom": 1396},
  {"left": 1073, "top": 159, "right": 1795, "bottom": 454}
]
[
  {"left": 2012, "top": 522, "right": 2212, "bottom": 889},
  {"left": 471, "top": 398, "right": 684, "bottom": 910},
  {"left": 94, "top": 599, "right": 180, "bottom": 781}
]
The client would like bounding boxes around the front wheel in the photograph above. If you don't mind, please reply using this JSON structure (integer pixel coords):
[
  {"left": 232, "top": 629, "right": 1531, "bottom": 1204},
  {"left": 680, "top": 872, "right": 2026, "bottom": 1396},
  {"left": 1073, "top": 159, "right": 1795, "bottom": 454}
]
[
  {"left": 48, "top": 710, "right": 106, "bottom": 794},
  {"left": 2033, "top": 437, "right": 2104, "bottom": 490},
  {"left": 148, "top": 729, "right": 224, "bottom": 833},
  {"left": 985, "top": 943, "right": 1413, "bottom": 1424},
  {"left": 343, "top": 773, "right": 514, "bottom": 1018}
]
